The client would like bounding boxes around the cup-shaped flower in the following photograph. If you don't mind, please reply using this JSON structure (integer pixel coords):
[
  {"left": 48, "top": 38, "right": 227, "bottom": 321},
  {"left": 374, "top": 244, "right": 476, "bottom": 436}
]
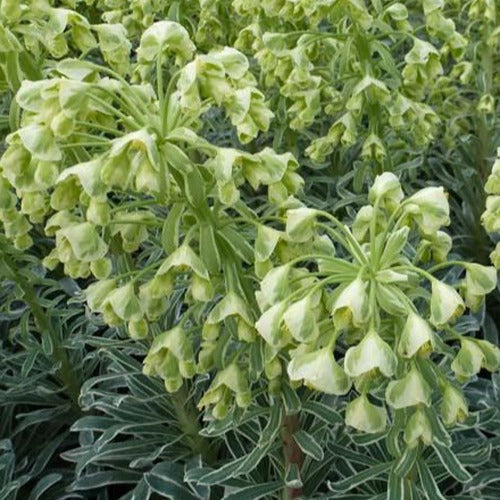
[
  {"left": 451, "top": 338, "right": 500, "bottom": 382},
  {"left": 198, "top": 363, "right": 251, "bottom": 419},
  {"left": 137, "top": 21, "right": 195, "bottom": 65},
  {"left": 100, "top": 282, "right": 143, "bottom": 326},
  {"left": 368, "top": 172, "right": 404, "bottom": 210},
  {"left": 331, "top": 277, "right": 368, "bottom": 329},
  {"left": 287, "top": 346, "right": 351, "bottom": 395},
  {"left": 85, "top": 278, "right": 116, "bottom": 312},
  {"left": 152, "top": 244, "right": 210, "bottom": 299},
  {"left": 441, "top": 384, "right": 468, "bottom": 427},
  {"left": 143, "top": 325, "right": 195, "bottom": 390},
  {"left": 465, "top": 263, "right": 497, "bottom": 296},
  {"left": 344, "top": 330, "right": 397, "bottom": 378},
  {"left": 345, "top": 393, "right": 387, "bottom": 433},
  {"left": 259, "top": 264, "right": 291, "bottom": 307},
  {"left": 398, "top": 312, "right": 435, "bottom": 358},
  {"left": 55, "top": 222, "right": 108, "bottom": 262},
  {"left": 255, "top": 301, "right": 289, "bottom": 348},
  {"left": 430, "top": 279, "right": 465, "bottom": 326},
  {"left": 282, "top": 295, "right": 319, "bottom": 343},
  {"left": 285, "top": 207, "right": 317, "bottom": 243},
  {"left": 404, "top": 408, "right": 433, "bottom": 448},
  {"left": 206, "top": 292, "right": 255, "bottom": 342},
  {"left": 405, "top": 186, "right": 450, "bottom": 235},
  {"left": 386, "top": 366, "right": 432, "bottom": 409}
]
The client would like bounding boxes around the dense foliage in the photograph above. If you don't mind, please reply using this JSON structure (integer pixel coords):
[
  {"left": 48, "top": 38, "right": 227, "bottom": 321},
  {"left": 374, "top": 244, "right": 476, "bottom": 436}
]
[{"left": 0, "top": 1, "right": 499, "bottom": 499}]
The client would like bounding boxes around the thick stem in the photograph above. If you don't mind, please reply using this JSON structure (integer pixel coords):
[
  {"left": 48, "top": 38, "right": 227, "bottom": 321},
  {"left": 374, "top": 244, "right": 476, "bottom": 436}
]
[
  {"left": 169, "top": 384, "right": 217, "bottom": 465},
  {"left": 282, "top": 414, "right": 303, "bottom": 499}
]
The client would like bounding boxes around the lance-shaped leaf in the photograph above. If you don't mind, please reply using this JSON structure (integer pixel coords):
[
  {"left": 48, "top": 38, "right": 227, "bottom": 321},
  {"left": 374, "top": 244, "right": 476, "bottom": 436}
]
[
  {"left": 282, "top": 295, "right": 319, "bottom": 342},
  {"left": 331, "top": 277, "right": 368, "bottom": 329},
  {"left": 430, "top": 279, "right": 465, "bottom": 326},
  {"left": 137, "top": 21, "right": 195, "bottom": 64},
  {"left": 345, "top": 394, "right": 387, "bottom": 434},
  {"left": 285, "top": 207, "right": 317, "bottom": 243},
  {"left": 287, "top": 347, "right": 351, "bottom": 395},
  {"left": 386, "top": 366, "right": 432, "bottom": 409},
  {"left": 404, "top": 408, "right": 433, "bottom": 448},
  {"left": 56, "top": 222, "right": 108, "bottom": 262},
  {"left": 398, "top": 312, "right": 435, "bottom": 358},
  {"left": 344, "top": 330, "right": 397, "bottom": 378},
  {"left": 441, "top": 384, "right": 468, "bottom": 427}
]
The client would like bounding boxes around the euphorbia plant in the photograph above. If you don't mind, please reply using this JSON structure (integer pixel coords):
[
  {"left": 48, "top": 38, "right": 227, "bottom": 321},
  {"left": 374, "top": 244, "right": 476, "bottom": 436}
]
[{"left": 250, "top": 172, "right": 499, "bottom": 493}]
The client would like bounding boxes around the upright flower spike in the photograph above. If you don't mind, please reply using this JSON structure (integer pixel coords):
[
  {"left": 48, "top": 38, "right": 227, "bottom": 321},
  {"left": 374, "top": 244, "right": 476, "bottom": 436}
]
[
  {"left": 344, "top": 330, "right": 397, "bottom": 378},
  {"left": 386, "top": 366, "right": 432, "bottom": 409},
  {"left": 287, "top": 346, "right": 351, "bottom": 395},
  {"left": 430, "top": 279, "right": 465, "bottom": 326},
  {"left": 398, "top": 312, "right": 435, "bottom": 358},
  {"left": 345, "top": 394, "right": 387, "bottom": 434},
  {"left": 331, "top": 277, "right": 368, "bottom": 329}
]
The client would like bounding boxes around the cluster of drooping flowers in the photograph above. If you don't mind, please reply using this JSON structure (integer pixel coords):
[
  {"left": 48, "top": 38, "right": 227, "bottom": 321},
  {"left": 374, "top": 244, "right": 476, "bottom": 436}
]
[
  {"left": 250, "top": 172, "right": 499, "bottom": 445},
  {"left": 232, "top": 0, "right": 472, "bottom": 165},
  {"left": 0, "top": 20, "right": 302, "bottom": 411}
]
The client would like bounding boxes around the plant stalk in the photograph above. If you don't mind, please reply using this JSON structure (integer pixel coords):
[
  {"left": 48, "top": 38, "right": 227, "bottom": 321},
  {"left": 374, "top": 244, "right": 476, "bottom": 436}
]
[
  {"left": 282, "top": 414, "right": 303, "bottom": 499},
  {"left": 170, "top": 383, "right": 217, "bottom": 465}
]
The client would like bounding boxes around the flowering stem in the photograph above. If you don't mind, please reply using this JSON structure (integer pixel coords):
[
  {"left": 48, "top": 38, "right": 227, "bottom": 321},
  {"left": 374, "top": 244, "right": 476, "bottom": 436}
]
[
  {"left": 169, "top": 383, "right": 217, "bottom": 465},
  {"left": 282, "top": 413, "right": 303, "bottom": 500}
]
